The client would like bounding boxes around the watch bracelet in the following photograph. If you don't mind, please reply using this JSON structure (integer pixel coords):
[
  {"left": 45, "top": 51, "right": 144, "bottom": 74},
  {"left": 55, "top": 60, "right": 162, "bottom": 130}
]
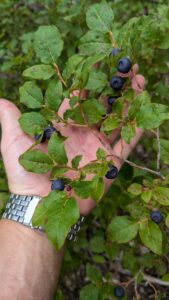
[{"left": 2, "top": 193, "right": 85, "bottom": 242}]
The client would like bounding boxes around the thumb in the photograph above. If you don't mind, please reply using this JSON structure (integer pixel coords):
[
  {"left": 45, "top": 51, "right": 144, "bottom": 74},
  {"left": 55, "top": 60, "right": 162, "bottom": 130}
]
[{"left": 0, "top": 99, "right": 23, "bottom": 154}]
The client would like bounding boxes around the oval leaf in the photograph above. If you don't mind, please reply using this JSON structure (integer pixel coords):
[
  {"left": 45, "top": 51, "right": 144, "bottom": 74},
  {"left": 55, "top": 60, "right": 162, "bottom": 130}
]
[
  {"left": 107, "top": 216, "right": 139, "bottom": 243},
  {"left": 34, "top": 25, "right": 63, "bottom": 64},
  {"left": 19, "top": 81, "right": 43, "bottom": 109},
  {"left": 23, "top": 64, "right": 55, "bottom": 80},
  {"left": 19, "top": 150, "right": 53, "bottom": 174}
]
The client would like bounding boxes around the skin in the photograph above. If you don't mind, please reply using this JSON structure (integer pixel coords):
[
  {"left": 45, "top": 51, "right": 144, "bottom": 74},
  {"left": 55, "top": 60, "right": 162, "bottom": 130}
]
[{"left": 0, "top": 64, "right": 145, "bottom": 300}]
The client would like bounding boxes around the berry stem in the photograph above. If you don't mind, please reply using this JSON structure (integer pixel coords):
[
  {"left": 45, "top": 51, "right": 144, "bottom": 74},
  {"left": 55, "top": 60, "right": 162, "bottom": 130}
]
[
  {"left": 156, "top": 127, "right": 161, "bottom": 172},
  {"left": 108, "top": 31, "right": 117, "bottom": 48},
  {"left": 53, "top": 63, "right": 67, "bottom": 87}
]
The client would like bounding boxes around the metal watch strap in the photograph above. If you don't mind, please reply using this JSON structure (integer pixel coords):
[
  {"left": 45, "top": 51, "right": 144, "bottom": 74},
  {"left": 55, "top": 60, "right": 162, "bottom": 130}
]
[{"left": 2, "top": 193, "right": 84, "bottom": 241}]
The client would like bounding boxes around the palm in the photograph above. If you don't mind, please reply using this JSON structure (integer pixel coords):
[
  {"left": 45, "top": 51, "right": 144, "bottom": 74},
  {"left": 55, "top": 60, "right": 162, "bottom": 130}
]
[{"left": 0, "top": 68, "right": 145, "bottom": 215}]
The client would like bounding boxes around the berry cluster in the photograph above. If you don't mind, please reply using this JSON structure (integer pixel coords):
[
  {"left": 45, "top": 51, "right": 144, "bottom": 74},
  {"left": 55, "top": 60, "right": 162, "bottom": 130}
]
[{"left": 108, "top": 52, "right": 132, "bottom": 107}]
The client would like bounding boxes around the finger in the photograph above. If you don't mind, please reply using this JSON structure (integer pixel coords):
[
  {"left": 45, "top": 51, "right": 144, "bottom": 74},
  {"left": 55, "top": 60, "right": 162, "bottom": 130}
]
[
  {"left": 131, "top": 74, "right": 145, "bottom": 94},
  {"left": 111, "top": 128, "right": 143, "bottom": 169},
  {"left": 0, "top": 99, "right": 25, "bottom": 154}
]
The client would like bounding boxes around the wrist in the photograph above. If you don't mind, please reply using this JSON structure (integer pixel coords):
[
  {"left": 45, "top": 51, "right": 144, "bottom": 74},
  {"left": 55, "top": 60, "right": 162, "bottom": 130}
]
[{"left": 0, "top": 219, "right": 64, "bottom": 300}]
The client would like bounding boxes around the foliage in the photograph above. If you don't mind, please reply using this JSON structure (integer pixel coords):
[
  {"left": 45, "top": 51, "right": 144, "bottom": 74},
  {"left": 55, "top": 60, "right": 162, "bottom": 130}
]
[{"left": 1, "top": 0, "right": 169, "bottom": 299}]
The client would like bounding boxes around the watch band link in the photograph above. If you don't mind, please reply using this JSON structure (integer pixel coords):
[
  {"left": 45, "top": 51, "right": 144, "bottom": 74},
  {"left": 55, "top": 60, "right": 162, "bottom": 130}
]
[{"left": 2, "top": 194, "right": 84, "bottom": 241}]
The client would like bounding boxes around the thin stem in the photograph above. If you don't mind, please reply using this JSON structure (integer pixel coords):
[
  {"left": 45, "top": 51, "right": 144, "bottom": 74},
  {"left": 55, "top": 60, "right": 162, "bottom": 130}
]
[
  {"left": 53, "top": 63, "right": 67, "bottom": 87},
  {"left": 108, "top": 31, "right": 117, "bottom": 48},
  {"left": 143, "top": 274, "right": 169, "bottom": 287},
  {"left": 156, "top": 127, "right": 161, "bottom": 171}
]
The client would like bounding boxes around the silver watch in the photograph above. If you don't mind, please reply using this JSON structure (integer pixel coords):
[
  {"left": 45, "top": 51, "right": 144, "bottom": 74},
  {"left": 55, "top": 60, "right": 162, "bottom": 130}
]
[{"left": 2, "top": 193, "right": 84, "bottom": 241}]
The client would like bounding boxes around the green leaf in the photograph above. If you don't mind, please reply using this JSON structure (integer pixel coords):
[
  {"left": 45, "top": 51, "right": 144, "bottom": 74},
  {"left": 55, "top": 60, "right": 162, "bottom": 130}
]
[
  {"left": 33, "top": 191, "right": 79, "bottom": 249},
  {"left": 136, "top": 103, "right": 169, "bottom": 130},
  {"left": 153, "top": 186, "right": 169, "bottom": 206},
  {"left": 23, "top": 65, "right": 55, "bottom": 80},
  {"left": 85, "top": 70, "right": 107, "bottom": 93},
  {"left": 91, "top": 176, "right": 104, "bottom": 202},
  {"left": 86, "top": 1, "right": 114, "bottom": 33},
  {"left": 19, "top": 112, "right": 48, "bottom": 136},
  {"left": 73, "top": 180, "right": 93, "bottom": 199},
  {"left": 71, "top": 155, "right": 82, "bottom": 169},
  {"left": 107, "top": 216, "right": 139, "bottom": 243},
  {"left": 129, "top": 91, "right": 151, "bottom": 120},
  {"left": 34, "top": 25, "right": 63, "bottom": 64},
  {"left": 90, "top": 236, "right": 105, "bottom": 254},
  {"left": 83, "top": 162, "right": 108, "bottom": 177},
  {"left": 139, "top": 221, "right": 162, "bottom": 255},
  {"left": 51, "top": 167, "right": 69, "bottom": 179},
  {"left": 0, "top": 193, "right": 9, "bottom": 213},
  {"left": 19, "top": 81, "right": 43, "bottom": 109},
  {"left": 121, "top": 123, "right": 136, "bottom": 144},
  {"left": 141, "top": 190, "right": 152, "bottom": 203},
  {"left": 48, "top": 133, "right": 68, "bottom": 165},
  {"left": 80, "top": 284, "right": 99, "bottom": 300},
  {"left": 19, "top": 150, "right": 53, "bottom": 174},
  {"left": 86, "top": 264, "right": 102, "bottom": 283},
  {"left": 96, "top": 148, "right": 106, "bottom": 160},
  {"left": 63, "top": 54, "right": 84, "bottom": 80},
  {"left": 79, "top": 31, "right": 112, "bottom": 56},
  {"left": 40, "top": 107, "right": 56, "bottom": 121},
  {"left": 128, "top": 183, "right": 142, "bottom": 196},
  {"left": 101, "top": 115, "right": 119, "bottom": 134},
  {"left": 165, "top": 214, "right": 169, "bottom": 229},
  {"left": 64, "top": 106, "right": 85, "bottom": 125},
  {"left": 45, "top": 79, "right": 63, "bottom": 111},
  {"left": 82, "top": 99, "right": 106, "bottom": 125}
]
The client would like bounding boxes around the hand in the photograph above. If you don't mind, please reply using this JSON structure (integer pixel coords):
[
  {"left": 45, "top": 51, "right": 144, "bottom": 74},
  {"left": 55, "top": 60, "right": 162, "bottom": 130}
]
[{"left": 0, "top": 65, "right": 145, "bottom": 215}]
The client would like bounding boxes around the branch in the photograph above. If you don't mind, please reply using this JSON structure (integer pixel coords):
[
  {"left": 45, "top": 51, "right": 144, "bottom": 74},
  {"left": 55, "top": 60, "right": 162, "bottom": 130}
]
[
  {"left": 143, "top": 274, "right": 169, "bottom": 287},
  {"left": 53, "top": 63, "right": 67, "bottom": 87},
  {"left": 156, "top": 127, "right": 161, "bottom": 172},
  {"left": 105, "top": 154, "right": 166, "bottom": 180}
]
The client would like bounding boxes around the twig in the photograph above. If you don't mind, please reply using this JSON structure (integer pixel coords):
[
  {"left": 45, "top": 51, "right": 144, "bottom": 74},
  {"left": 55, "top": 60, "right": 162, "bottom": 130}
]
[
  {"left": 146, "top": 280, "right": 158, "bottom": 299},
  {"left": 104, "top": 153, "right": 166, "bottom": 180},
  {"left": 108, "top": 31, "right": 117, "bottom": 48},
  {"left": 124, "top": 158, "right": 165, "bottom": 180},
  {"left": 53, "top": 63, "right": 67, "bottom": 87},
  {"left": 143, "top": 274, "right": 169, "bottom": 287},
  {"left": 156, "top": 127, "right": 161, "bottom": 172}
]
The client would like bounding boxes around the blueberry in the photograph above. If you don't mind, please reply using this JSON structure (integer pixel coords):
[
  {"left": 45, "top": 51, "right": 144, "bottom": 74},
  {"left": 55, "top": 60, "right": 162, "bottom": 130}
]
[
  {"left": 110, "top": 76, "right": 124, "bottom": 91},
  {"left": 117, "top": 57, "right": 132, "bottom": 73},
  {"left": 51, "top": 179, "right": 65, "bottom": 191},
  {"left": 150, "top": 211, "right": 163, "bottom": 224},
  {"left": 107, "top": 96, "right": 119, "bottom": 106},
  {"left": 110, "top": 48, "right": 121, "bottom": 56},
  {"left": 114, "top": 286, "right": 125, "bottom": 298},
  {"left": 105, "top": 165, "right": 118, "bottom": 179},
  {"left": 35, "top": 133, "right": 46, "bottom": 143},
  {"left": 44, "top": 126, "right": 57, "bottom": 140}
]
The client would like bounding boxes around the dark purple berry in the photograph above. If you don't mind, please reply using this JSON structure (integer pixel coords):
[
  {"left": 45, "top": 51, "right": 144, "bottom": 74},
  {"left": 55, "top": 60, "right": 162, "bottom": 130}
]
[
  {"left": 150, "top": 211, "right": 163, "bottom": 224},
  {"left": 35, "top": 133, "right": 46, "bottom": 143},
  {"left": 51, "top": 179, "right": 65, "bottom": 191},
  {"left": 117, "top": 57, "right": 132, "bottom": 73},
  {"left": 110, "top": 76, "right": 124, "bottom": 91},
  {"left": 114, "top": 286, "right": 125, "bottom": 298},
  {"left": 110, "top": 48, "right": 121, "bottom": 56},
  {"left": 44, "top": 126, "right": 57, "bottom": 140},
  {"left": 105, "top": 165, "right": 118, "bottom": 179},
  {"left": 107, "top": 96, "right": 119, "bottom": 106}
]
